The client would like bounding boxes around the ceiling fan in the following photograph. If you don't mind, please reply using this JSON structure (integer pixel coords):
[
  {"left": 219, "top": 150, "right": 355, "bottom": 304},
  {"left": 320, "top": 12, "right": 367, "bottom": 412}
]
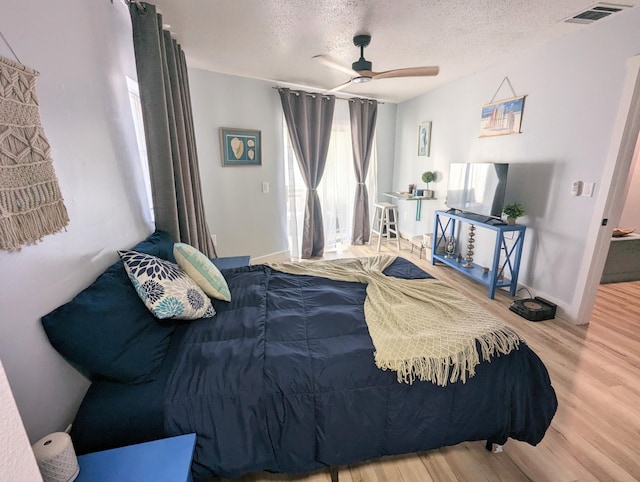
[{"left": 313, "top": 34, "right": 439, "bottom": 93}]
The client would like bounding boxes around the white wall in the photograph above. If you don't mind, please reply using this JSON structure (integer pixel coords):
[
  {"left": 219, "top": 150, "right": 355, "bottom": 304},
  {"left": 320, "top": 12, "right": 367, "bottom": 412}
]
[
  {"left": 392, "top": 8, "right": 640, "bottom": 321},
  {"left": 188, "top": 70, "right": 288, "bottom": 259},
  {"left": 0, "top": 360, "right": 42, "bottom": 482},
  {"left": 0, "top": 0, "right": 152, "bottom": 442}
]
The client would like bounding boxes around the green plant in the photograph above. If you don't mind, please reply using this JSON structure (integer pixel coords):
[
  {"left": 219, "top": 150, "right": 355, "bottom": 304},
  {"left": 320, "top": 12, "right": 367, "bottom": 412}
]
[
  {"left": 421, "top": 171, "right": 436, "bottom": 188},
  {"left": 503, "top": 202, "right": 525, "bottom": 219}
]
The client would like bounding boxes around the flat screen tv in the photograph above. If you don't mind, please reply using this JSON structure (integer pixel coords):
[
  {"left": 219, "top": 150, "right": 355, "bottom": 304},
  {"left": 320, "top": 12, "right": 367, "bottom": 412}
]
[{"left": 446, "top": 162, "right": 509, "bottom": 219}]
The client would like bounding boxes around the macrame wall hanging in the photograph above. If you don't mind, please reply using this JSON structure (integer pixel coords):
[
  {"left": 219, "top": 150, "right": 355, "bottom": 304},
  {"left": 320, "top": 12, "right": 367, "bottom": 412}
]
[{"left": 0, "top": 52, "right": 69, "bottom": 251}]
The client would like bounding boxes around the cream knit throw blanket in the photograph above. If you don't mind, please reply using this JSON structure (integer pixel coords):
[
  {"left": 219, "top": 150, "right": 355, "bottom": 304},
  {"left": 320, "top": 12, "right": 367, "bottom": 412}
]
[
  {"left": 268, "top": 256, "right": 522, "bottom": 386},
  {"left": 0, "top": 55, "right": 69, "bottom": 251}
]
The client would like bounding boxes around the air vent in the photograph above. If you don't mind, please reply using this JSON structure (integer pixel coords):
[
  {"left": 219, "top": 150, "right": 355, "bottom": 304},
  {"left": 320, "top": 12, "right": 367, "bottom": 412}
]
[{"left": 564, "top": 3, "right": 633, "bottom": 24}]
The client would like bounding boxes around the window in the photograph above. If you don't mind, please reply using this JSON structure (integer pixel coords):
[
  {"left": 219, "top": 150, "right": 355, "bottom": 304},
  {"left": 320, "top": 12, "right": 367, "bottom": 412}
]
[
  {"left": 126, "top": 77, "right": 154, "bottom": 224},
  {"left": 283, "top": 101, "right": 377, "bottom": 258}
]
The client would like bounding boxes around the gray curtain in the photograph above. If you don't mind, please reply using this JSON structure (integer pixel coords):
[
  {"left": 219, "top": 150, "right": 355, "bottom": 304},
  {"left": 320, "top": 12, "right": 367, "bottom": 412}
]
[
  {"left": 279, "top": 89, "right": 335, "bottom": 258},
  {"left": 349, "top": 98, "right": 378, "bottom": 244},
  {"left": 130, "top": 2, "right": 216, "bottom": 257}
]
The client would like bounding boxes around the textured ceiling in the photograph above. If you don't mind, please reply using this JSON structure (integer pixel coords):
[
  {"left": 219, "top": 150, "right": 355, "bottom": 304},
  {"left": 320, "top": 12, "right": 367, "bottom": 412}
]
[{"left": 147, "top": 0, "right": 638, "bottom": 103}]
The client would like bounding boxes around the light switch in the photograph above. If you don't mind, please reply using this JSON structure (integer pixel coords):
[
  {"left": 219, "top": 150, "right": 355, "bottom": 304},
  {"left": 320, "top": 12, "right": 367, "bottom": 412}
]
[
  {"left": 582, "top": 182, "right": 595, "bottom": 197},
  {"left": 262, "top": 181, "right": 270, "bottom": 193}
]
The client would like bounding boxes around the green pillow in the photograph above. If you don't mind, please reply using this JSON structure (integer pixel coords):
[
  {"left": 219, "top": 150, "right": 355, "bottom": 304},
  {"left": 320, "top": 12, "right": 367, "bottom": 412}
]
[{"left": 173, "top": 243, "right": 231, "bottom": 301}]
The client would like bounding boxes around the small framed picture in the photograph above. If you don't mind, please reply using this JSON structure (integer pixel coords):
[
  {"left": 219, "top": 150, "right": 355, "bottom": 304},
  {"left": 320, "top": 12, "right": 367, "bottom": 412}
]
[
  {"left": 418, "top": 121, "right": 432, "bottom": 157},
  {"left": 219, "top": 127, "right": 261, "bottom": 166}
]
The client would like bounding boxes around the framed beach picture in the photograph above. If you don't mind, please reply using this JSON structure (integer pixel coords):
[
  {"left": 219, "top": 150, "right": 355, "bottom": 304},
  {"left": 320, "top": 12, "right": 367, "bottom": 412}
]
[
  {"left": 479, "top": 95, "right": 526, "bottom": 138},
  {"left": 219, "top": 127, "right": 262, "bottom": 166},
  {"left": 418, "top": 121, "right": 432, "bottom": 156}
]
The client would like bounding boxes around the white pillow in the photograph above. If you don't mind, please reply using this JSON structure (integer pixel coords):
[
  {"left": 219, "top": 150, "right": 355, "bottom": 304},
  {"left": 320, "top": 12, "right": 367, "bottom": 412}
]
[
  {"left": 119, "top": 250, "right": 216, "bottom": 320},
  {"left": 173, "top": 243, "right": 231, "bottom": 302}
]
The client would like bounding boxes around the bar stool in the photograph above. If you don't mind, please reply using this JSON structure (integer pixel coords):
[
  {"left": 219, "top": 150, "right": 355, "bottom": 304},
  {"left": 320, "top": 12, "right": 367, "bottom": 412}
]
[{"left": 370, "top": 202, "right": 400, "bottom": 252}]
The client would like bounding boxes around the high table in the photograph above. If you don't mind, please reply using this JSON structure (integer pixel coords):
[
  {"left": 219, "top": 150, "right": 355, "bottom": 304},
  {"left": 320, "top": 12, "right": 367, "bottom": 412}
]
[{"left": 382, "top": 192, "right": 436, "bottom": 221}]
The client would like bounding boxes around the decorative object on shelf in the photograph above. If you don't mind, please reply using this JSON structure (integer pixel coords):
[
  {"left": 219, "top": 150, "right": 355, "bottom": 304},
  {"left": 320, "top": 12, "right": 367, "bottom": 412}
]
[
  {"left": 463, "top": 224, "right": 476, "bottom": 268},
  {"left": 408, "top": 183, "right": 416, "bottom": 194},
  {"left": 219, "top": 127, "right": 261, "bottom": 166},
  {"left": 479, "top": 76, "right": 526, "bottom": 138},
  {"left": 421, "top": 171, "right": 436, "bottom": 199},
  {"left": 503, "top": 202, "right": 525, "bottom": 225},
  {"left": 0, "top": 54, "right": 70, "bottom": 251},
  {"left": 444, "top": 236, "right": 456, "bottom": 259},
  {"left": 418, "top": 121, "right": 432, "bottom": 156}
]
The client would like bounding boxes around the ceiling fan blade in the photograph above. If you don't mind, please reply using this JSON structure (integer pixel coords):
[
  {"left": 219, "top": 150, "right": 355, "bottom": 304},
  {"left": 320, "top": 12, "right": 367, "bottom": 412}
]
[
  {"left": 372, "top": 66, "right": 439, "bottom": 80},
  {"left": 313, "top": 55, "right": 359, "bottom": 77},
  {"left": 327, "top": 80, "right": 354, "bottom": 93}
]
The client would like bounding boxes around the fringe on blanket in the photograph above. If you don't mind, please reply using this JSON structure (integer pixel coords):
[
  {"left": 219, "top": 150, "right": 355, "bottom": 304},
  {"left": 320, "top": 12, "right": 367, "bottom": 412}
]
[
  {"left": 268, "top": 256, "right": 524, "bottom": 387},
  {"left": 375, "top": 326, "right": 521, "bottom": 386}
]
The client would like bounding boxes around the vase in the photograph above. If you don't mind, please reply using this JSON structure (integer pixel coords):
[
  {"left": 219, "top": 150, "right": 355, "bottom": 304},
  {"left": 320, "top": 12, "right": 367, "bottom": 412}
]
[{"left": 507, "top": 216, "right": 516, "bottom": 225}]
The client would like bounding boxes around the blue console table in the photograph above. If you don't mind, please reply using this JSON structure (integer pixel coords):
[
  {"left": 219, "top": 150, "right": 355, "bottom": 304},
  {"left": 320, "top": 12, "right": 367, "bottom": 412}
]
[{"left": 432, "top": 210, "right": 526, "bottom": 299}]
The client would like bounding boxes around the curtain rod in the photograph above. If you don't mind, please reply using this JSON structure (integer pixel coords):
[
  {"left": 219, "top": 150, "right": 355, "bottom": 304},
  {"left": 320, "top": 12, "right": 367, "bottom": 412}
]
[{"left": 272, "top": 87, "right": 382, "bottom": 104}]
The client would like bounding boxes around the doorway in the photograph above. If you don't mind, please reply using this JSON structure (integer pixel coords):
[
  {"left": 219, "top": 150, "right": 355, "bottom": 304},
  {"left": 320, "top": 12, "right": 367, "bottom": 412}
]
[{"left": 575, "top": 55, "right": 640, "bottom": 324}]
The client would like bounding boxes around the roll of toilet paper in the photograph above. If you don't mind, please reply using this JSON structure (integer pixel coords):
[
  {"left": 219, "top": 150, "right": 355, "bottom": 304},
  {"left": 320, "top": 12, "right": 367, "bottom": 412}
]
[{"left": 32, "top": 432, "right": 79, "bottom": 482}]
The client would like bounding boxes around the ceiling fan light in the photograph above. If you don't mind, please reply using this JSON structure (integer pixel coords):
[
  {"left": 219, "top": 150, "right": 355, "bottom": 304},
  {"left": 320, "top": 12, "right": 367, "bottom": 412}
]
[{"left": 352, "top": 75, "right": 372, "bottom": 83}]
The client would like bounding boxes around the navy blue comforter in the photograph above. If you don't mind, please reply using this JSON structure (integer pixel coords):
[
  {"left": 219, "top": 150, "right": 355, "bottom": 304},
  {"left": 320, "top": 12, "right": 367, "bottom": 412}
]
[{"left": 164, "top": 258, "right": 557, "bottom": 480}]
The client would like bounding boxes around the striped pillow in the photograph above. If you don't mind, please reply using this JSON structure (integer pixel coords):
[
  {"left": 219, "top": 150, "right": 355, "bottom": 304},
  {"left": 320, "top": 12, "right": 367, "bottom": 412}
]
[{"left": 173, "top": 243, "right": 231, "bottom": 302}]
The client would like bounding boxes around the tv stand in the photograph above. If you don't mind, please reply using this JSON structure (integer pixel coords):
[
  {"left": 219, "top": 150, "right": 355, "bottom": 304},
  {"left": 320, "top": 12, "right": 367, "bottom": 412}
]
[{"left": 432, "top": 210, "right": 526, "bottom": 299}]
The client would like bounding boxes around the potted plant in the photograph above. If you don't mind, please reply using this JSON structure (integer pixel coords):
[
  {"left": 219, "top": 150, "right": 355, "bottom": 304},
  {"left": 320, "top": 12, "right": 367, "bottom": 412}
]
[
  {"left": 421, "top": 171, "right": 436, "bottom": 199},
  {"left": 503, "top": 202, "right": 525, "bottom": 225}
]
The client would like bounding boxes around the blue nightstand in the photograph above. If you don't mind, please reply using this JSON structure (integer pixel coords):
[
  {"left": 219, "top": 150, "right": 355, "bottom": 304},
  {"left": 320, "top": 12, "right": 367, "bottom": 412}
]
[
  {"left": 211, "top": 255, "right": 251, "bottom": 269},
  {"left": 76, "top": 433, "right": 196, "bottom": 482}
]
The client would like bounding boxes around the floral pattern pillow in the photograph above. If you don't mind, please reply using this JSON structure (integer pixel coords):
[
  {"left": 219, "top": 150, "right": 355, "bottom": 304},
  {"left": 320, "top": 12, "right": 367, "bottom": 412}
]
[{"left": 119, "top": 250, "right": 215, "bottom": 320}]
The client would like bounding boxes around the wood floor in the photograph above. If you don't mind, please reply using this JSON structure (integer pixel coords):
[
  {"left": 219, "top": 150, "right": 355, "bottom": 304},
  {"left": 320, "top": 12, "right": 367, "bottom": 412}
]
[{"left": 225, "top": 240, "right": 640, "bottom": 482}]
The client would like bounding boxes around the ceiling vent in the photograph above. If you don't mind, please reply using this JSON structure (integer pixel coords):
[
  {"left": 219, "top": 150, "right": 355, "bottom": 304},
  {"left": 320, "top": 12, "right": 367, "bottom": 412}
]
[{"left": 564, "top": 3, "right": 633, "bottom": 24}]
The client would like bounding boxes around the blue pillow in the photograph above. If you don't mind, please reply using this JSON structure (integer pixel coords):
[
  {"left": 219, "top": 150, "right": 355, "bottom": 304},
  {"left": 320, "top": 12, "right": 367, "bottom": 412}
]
[{"left": 41, "top": 231, "right": 178, "bottom": 384}]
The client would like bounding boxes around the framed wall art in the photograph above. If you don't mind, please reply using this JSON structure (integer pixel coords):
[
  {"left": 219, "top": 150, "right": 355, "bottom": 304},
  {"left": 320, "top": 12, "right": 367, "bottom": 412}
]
[
  {"left": 219, "top": 127, "right": 261, "bottom": 166},
  {"left": 479, "top": 95, "right": 526, "bottom": 138},
  {"left": 418, "top": 121, "right": 432, "bottom": 156}
]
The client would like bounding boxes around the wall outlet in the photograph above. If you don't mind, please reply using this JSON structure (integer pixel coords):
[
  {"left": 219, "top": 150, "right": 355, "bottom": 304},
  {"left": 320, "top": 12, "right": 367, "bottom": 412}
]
[
  {"left": 211, "top": 234, "right": 217, "bottom": 246},
  {"left": 262, "top": 181, "right": 270, "bottom": 193}
]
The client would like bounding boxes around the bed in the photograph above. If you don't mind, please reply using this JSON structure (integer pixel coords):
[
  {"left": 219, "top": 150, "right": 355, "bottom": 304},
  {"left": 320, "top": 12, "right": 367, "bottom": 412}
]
[{"left": 42, "top": 231, "right": 557, "bottom": 481}]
